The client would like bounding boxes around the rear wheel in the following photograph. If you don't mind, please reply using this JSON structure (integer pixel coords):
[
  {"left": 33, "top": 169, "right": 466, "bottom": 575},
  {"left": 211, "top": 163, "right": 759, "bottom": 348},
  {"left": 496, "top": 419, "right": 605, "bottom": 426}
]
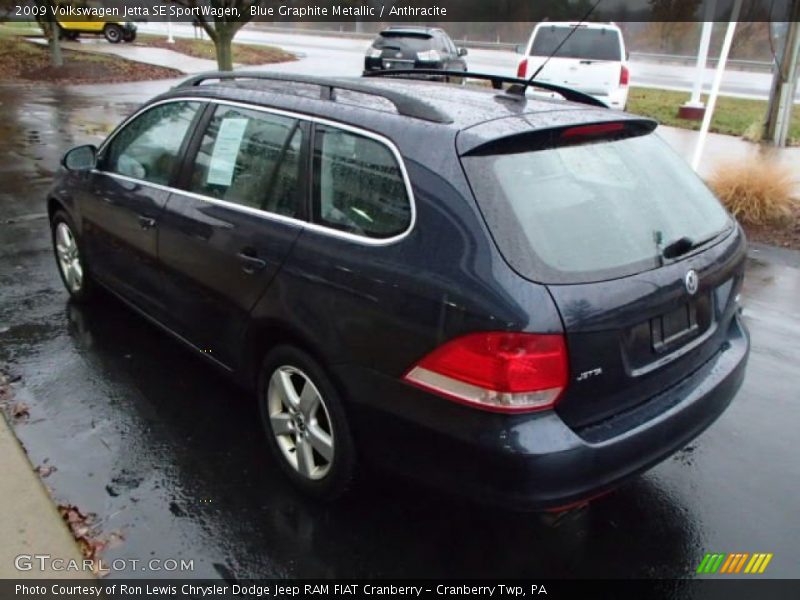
[
  {"left": 103, "top": 24, "right": 123, "bottom": 44},
  {"left": 122, "top": 30, "right": 136, "bottom": 43},
  {"left": 51, "top": 211, "right": 94, "bottom": 303},
  {"left": 258, "top": 345, "right": 356, "bottom": 500}
]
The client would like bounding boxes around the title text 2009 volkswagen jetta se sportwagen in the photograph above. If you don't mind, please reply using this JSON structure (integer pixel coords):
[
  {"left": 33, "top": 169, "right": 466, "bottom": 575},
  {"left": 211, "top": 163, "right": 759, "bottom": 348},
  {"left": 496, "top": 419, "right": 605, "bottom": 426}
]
[{"left": 48, "top": 71, "right": 749, "bottom": 510}]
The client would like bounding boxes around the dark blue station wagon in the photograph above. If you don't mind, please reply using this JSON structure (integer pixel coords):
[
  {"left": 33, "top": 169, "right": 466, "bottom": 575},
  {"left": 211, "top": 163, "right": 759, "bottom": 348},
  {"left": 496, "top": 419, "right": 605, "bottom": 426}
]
[{"left": 48, "top": 72, "right": 749, "bottom": 510}]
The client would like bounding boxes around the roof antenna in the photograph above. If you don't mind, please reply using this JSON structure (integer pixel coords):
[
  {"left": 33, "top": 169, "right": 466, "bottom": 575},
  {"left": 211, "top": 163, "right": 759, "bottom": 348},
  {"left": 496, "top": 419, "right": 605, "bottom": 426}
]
[{"left": 515, "top": 0, "right": 605, "bottom": 96}]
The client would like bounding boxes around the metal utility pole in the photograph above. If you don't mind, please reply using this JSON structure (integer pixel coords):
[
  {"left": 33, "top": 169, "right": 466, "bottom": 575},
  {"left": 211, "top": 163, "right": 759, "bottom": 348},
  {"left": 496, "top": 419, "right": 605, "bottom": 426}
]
[
  {"left": 678, "top": 0, "right": 717, "bottom": 120},
  {"left": 764, "top": 1, "right": 800, "bottom": 147},
  {"left": 692, "top": 0, "right": 744, "bottom": 171}
]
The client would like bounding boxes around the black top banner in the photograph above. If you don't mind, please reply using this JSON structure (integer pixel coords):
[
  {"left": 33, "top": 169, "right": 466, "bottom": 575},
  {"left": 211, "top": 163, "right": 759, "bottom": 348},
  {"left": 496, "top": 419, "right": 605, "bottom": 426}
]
[{"left": 4, "top": 0, "right": 797, "bottom": 23}]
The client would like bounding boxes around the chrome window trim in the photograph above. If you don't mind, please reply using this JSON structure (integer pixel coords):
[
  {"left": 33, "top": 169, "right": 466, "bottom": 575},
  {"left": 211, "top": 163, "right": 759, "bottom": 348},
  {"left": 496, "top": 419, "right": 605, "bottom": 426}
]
[{"left": 95, "top": 96, "right": 417, "bottom": 247}]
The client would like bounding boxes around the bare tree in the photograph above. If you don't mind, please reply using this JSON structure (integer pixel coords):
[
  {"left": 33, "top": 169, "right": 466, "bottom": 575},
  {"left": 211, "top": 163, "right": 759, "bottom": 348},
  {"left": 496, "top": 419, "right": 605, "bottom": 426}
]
[
  {"left": 0, "top": 0, "right": 63, "bottom": 66},
  {"left": 167, "top": 0, "right": 260, "bottom": 71},
  {"left": 34, "top": 0, "right": 63, "bottom": 67}
]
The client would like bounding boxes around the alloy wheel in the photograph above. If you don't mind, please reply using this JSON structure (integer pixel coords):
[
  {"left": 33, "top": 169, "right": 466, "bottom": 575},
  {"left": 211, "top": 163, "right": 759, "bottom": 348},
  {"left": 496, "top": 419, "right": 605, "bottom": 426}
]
[
  {"left": 55, "top": 222, "right": 83, "bottom": 294},
  {"left": 267, "top": 366, "right": 334, "bottom": 480}
]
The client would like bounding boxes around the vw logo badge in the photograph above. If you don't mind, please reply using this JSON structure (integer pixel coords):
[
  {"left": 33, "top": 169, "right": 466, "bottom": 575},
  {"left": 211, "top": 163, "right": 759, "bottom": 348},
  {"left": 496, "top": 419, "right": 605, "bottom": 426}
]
[{"left": 685, "top": 270, "right": 699, "bottom": 295}]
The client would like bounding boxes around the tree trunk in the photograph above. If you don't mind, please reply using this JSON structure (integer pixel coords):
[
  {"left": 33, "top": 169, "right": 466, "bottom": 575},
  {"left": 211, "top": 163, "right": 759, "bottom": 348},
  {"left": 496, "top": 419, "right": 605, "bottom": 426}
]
[
  {"left": 215, "top": 28, "right": 234, "bottom": 71},
  {"left": 49, "top": 21, "right": 63, "bottom": 68}
]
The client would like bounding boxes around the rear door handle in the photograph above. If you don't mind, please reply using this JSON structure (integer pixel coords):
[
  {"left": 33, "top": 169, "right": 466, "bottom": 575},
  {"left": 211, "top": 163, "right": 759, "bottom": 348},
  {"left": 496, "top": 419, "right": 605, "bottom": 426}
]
[
  {"left": 137, "top": 215, "right": 157, "bottom": 230},
  {"left": 236, "top": 250, "right": 267, "bottom": 274}
]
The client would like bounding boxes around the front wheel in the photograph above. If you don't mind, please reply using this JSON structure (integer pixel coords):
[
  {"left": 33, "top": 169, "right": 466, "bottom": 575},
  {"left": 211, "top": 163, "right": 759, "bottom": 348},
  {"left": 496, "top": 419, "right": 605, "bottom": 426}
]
[
  {"left": 51, "top": 211, "right": 94, "bottom": 303},
  {"left": 103, "top": 24, "right": 123, "bottom": 44},
  {"left": 258, "top": 345, "right": 356, "bottom": 501}
]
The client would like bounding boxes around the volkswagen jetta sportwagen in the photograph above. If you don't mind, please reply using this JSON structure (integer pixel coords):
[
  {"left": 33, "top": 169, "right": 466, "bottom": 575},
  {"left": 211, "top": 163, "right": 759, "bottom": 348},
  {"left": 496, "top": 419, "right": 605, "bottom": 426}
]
[{"left": 48, "top": 70, "right": 748, "bottom": 509}]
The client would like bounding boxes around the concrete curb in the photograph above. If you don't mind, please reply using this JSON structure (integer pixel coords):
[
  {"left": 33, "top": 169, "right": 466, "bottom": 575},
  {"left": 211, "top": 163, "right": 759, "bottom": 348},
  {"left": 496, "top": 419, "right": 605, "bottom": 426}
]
[{"left": 0, "top": 401, "right": 92, "bottom": 579}]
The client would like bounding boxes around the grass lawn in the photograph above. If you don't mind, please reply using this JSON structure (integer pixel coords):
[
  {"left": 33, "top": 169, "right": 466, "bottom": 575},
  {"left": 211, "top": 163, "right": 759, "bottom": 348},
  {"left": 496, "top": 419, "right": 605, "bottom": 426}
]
[
  {"left": 0, "top": 22, "right": 40, "bottom": 36},
  {"left": 627, "top": 86, "right": 800, "bottom": 146},
  {"left": 0, "top": 26, "right": 180, "bottom": 84},
  {"left": 137, "top": 33, "right": 295, "bottom": 66}
]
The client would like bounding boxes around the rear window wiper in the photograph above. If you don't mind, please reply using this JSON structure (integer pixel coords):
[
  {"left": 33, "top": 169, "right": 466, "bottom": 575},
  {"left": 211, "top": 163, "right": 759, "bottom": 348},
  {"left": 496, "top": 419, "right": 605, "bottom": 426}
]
[{"left": 660, "top": 232, "right": 720, "bottom": 261}]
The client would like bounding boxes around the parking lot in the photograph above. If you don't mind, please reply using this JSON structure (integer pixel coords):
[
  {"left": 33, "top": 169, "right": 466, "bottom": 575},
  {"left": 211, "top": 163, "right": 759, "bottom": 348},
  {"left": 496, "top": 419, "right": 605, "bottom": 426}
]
[{"left": 0, "top": 78, "right": 799, "bottom": 580}]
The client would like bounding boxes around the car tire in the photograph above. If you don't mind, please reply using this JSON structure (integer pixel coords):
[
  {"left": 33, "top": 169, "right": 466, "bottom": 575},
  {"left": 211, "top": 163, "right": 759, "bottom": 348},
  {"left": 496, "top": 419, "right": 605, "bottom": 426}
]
[
  {"left": 51, "top": 210, "right": 95, "bottom": 303},
  {"left": 257, "top": 345, "right": 356, "bottom": 501},
  {"left": 103, "top": 24, "right": 123, "bottom": 44},
  {"left": 123, "top": 31, "right": 136, "bottom": 43}
]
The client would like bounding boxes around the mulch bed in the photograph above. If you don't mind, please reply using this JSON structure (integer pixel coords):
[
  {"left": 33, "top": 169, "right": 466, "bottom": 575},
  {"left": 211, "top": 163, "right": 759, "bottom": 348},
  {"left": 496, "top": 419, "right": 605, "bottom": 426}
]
[
  {"left": 139, "top": 36, "right": 296, "bottom": 66},
  {"left": 0, "top": 38, "right": 181, "bottom": 84},
  {"left": 741, "top": 203, "right": 800, "bottom": 251}
]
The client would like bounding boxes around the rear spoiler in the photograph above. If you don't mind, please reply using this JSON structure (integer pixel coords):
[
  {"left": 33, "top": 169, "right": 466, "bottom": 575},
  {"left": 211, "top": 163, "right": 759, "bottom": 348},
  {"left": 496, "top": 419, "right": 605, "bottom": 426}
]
[{"left": 458, "top": 117, "right": 658, "bottom": 157}]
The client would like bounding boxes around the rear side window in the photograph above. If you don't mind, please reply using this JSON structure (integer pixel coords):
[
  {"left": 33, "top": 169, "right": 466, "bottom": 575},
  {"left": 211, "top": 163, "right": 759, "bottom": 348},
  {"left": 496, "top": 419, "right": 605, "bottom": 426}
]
[
  {"left": 530, "top": 26, "right": 622, "bottom": 61},
  {"left": 312, "top": 124, "right": 410, "bottom": 239},
  {"left": 188, "top": 105, "right": 302, "bottom": 217},
  {"left": 104, "top": 101, "right": 201, "bottom": 186},
  {"left": 462, "top": 133, "right": 732, "bottom": 284}
]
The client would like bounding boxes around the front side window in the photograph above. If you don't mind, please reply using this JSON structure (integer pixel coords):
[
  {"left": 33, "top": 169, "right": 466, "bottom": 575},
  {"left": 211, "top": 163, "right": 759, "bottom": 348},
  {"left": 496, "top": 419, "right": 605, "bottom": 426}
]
[
  {"left": 312, "top": 125, "right": 410, "bottom": 239},
  {"left": 434, "top": 33, "right": 449, "bottom": 54},
  {"left": 104, "top": 101, "right": 201, "bottom": 186},
  {"left": 188, "top": 105, "right": 302, "bottom": 216}
]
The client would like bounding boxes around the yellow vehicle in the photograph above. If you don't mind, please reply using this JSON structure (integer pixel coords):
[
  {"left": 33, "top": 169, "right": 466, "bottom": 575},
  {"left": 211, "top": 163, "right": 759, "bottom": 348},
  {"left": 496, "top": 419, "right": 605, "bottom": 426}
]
[
  {"left": 57, "top": 19, "right": 137, "bottom": 43},
  {"left": 56, "top": 1, "right": 136, "bottom": 43}
]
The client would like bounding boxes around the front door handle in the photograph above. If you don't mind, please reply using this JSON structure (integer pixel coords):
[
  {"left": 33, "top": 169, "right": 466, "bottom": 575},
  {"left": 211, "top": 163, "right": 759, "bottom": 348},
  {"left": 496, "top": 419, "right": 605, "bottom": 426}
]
[
  {"left": 236, "top": 250, "right": 266, "bottom": 274},
  {"left": 137, "top": 215, "right": 157, "bottom": 230}
]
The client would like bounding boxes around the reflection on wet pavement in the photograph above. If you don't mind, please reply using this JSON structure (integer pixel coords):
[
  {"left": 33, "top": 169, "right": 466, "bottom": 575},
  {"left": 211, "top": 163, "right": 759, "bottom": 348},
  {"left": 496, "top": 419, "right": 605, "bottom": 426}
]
[{"left": 1, "top": 83, "right": 798, "bottom": 579}]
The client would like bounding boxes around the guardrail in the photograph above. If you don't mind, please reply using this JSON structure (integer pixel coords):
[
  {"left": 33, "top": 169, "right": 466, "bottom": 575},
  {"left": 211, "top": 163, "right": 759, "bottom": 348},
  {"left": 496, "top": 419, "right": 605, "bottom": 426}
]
[
  {"left": 629, "top": 52, "right": 774, "bottom": 72},
  {"left": 248, "top": 24, "right": 774, "bottom": 72},
  {"left": 250, "top": 24, "right": 521, "bottom": 51}
]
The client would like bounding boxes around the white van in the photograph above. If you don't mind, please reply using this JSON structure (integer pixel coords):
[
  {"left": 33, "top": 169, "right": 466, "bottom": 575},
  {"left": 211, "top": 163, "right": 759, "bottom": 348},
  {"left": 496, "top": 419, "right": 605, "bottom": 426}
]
[{"left": 517, "top": 22, "right": 630, "bottom": 110}]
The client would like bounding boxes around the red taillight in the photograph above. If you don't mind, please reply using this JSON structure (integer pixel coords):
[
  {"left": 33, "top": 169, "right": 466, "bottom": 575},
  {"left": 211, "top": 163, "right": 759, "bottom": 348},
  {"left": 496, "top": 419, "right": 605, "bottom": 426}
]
[
  {"left": 403, "top": 332, "right": 568, "bottom": 413},
  {"left": 619, "top": 64, "right": 629, "bottom": 86},
  {"left": 561, "top": 122, "right": 626, "bottom": 139},
  {"left": 517, "top": 58, "right": 528, "bottom": 78}
]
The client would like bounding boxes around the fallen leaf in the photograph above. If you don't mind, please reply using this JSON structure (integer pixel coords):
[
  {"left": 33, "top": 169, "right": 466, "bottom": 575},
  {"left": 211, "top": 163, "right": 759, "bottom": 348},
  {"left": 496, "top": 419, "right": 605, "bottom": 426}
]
[
  {"left": 73, "top": 525, "right": 90, "bottom": 538},
  {"left": 57, "top": 504, "right": 121, "bottom": 572},
  {"left": 12, "top": 402, "right": 29, "bottom": 419},
  {"left": 35, "top": 464, "right": 57, "bottom": 478}
]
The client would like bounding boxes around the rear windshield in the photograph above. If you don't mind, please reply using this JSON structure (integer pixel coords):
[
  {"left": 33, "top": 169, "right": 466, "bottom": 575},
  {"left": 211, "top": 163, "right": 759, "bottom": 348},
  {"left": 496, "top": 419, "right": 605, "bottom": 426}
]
[
  {"left": 530, "top": 26, "right": 622, "bottom": 61},
  {"left": 374, "top": 32, "right": 433, "bottom": 52},
  {"left": 461, "top": 133, "right": 732, "bottom": 284}
]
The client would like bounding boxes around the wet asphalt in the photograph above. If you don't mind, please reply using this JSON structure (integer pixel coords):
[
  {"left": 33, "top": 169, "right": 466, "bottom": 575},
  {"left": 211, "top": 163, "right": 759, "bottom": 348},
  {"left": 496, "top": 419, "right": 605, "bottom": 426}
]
[{"left": 0, "top": 82, "right": 799, "bottom": 580}]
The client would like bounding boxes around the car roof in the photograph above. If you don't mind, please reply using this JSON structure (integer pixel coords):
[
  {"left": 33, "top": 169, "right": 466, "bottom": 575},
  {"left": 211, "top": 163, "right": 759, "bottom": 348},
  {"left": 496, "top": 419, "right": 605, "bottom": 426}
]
[
  {"left": 534, "top": 21, "right": 622, "bottom": 31},
  {"left": 382, "top": 26, "right": 439, "bottom": 35},
  {"left": 153, "top": 75, "right": 643, "bottom": 152}
]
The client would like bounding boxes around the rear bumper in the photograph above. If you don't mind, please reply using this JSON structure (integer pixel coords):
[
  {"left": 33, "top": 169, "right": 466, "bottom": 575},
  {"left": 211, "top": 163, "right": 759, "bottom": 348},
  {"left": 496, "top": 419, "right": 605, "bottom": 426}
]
[
  {"left": 337, "top": 315, "right": 749, "bottom": 511},
  {"left": 363, "top": 59, "right": 444, "bottom": 73}
]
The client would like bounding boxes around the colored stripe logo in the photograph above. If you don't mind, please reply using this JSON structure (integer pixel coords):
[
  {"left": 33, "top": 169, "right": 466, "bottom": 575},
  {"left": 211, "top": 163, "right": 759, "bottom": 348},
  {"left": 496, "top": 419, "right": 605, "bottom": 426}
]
[{"left": 697, "top": 552, "right": 773, "bottom": 574}]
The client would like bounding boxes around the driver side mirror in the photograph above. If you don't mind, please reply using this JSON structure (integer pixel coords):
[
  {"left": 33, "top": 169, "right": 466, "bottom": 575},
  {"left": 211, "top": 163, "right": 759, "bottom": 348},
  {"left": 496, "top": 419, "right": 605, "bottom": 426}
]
[
  {"left": 62, "top": 144, "right": 97, "bottom": 171},
  {"left": 457, "top": 47, "right": 468, "bottom": 57}
]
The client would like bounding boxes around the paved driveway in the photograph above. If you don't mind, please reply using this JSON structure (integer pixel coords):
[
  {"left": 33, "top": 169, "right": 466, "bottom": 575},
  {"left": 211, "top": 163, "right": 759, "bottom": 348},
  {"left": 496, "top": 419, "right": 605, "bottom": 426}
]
[{"left": 0, "top": 82, "right": 798, "bottom": 579}]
